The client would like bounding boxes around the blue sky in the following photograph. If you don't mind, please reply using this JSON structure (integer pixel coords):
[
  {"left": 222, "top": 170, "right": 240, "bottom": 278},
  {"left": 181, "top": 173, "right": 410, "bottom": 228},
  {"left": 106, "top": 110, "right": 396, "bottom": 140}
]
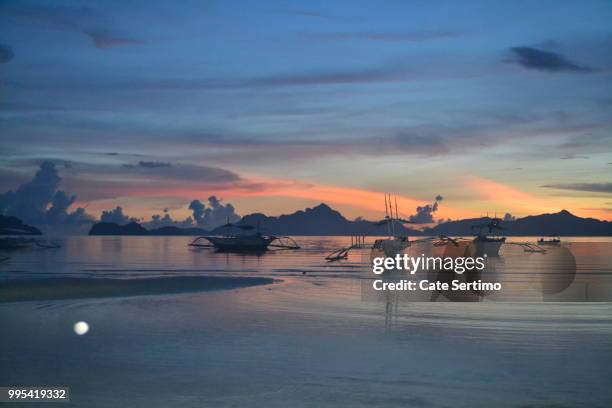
[{"left": 1, "top": 0, "right": 611, "bottom": 224}]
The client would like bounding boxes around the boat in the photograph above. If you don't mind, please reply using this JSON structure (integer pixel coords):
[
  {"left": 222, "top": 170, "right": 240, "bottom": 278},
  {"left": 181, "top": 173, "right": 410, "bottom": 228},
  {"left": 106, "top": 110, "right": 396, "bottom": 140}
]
[
  {"left": 325, "top": 247, "right": 349, "bottom": 261},
  {"left": 372, "top": 236, "right": 410, "bottom": 257},
  {"left": 371, "top": 193, "right": 412, "bottom": 256},
  {"left": 538, "top": 235, "right": 561, "bottom": 245},
  {"left": 189, "top": 222, "right": 299, "bottom": 252},
  {"left": 470, "top": 217, "right": 506, "bottom": 257},
  {"left": 199, "top": 233, "right": 276, "bottom": 251}
]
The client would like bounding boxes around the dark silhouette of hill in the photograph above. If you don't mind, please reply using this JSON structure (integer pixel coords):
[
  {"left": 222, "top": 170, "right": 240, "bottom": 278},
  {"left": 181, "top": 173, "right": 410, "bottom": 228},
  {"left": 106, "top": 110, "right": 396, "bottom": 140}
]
[
  {"left": 233, "top": 203, "right": 418, "bottom": 236},
  {"left": 0, "top": 215, "right": 42, "bottom": 235},
  {"left": 425, "top": 210, "right": 612, "bottom": 236},
  {"left": 89, "top": 222, "right": 149, "bottom": 235},
  {"left": 148, "top": 226, "right": 208, "bottom": 236},
  {"left": 88, "top": 205, "right": 612, "bottom": 236},
  {"left": 88, "top": 222, "right": 207, "bottom": 236}
]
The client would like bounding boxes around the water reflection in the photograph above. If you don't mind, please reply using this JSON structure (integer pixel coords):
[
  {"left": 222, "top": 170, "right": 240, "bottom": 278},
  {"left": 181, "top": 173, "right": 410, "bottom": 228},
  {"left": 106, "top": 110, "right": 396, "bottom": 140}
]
[{"left": 365, "top": 240, "right": 612, "bottom": 302}]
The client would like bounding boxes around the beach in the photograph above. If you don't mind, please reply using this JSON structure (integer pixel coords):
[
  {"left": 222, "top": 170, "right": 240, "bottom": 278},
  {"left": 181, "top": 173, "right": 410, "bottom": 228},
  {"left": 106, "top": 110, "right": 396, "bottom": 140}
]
[{"left": 1, "top": 236, "right": 612, "bottom": 407}]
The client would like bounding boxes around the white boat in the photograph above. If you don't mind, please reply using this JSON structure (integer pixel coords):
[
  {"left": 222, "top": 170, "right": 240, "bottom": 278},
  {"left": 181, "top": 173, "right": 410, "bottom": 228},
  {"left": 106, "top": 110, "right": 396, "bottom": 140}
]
[{"left": 470, "top": 218, "right": 506, "bottom": 257}]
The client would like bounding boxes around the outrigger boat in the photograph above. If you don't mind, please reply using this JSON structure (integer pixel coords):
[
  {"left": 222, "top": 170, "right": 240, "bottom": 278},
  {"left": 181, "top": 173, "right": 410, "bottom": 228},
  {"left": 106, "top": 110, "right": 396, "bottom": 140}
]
[
  {"left": 470, "top": 217, "right": 506, "bottom": 257},
  {"left": 538, "top": 235, "right": 561, "bottom": 245},
  {"left": 372, "top": 193, "right": 413, "bottom": 256},
  {"left": 189, "top": 222, "right": 299, "bottom": 252}
]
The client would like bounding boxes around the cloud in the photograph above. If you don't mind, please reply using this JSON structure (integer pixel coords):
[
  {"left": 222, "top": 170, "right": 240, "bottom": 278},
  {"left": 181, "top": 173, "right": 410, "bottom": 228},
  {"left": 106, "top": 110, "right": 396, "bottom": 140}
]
[
  {"left": 408, "top": 195, "right": 443, "bottom": 224},
  {"left": 279, "top": 9, "right": 355, "bottom": 22},
  {"left": 100, "top": 199, "right": 240, "bottom": 230},
  {"left": 507, "top": 46, "right": 592, "bottom": 72},
  {"left": 189, "top": 196, "right": 240, "bottom": 229},
  {"left": 312, "top": 30, "right": 461, "bottom": 43},
  {"left": 100, "top": 206, "right": 137, "bottom": 225},
  {"left": 0, "top": 43, "right": 14, "bottom": 63},
  {"left": 0, "top": 161, "right": 93, "bottom": 226},
  {"left": 188, "top": 199, "right": 205, "bottom": 225},
  {"left": 143, "top": 213, "right": 194, "bottom": 229},
  {"left": 0, "top": 2, "right": 142, "bottom": 50},
  {"left": 85, "top": 29, "right": 144, "bottom": 49},
  {"left": 560, "top": 154, "right": 589, "bottom": 160},
  {"left": 137, "top": 161, "right": 172, "bottom": 168},
  {"left": 117, "top": 161, "right": 239, "bottom": 183},
  {"left": 542, "top": 183, "right": 612, "bottom": 193}
]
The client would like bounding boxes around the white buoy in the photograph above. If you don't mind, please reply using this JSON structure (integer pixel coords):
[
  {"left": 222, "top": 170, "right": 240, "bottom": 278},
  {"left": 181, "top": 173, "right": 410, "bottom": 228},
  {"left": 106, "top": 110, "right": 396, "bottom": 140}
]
[{"left": 73, "top": 321, "right": 89, "bottom": 336}]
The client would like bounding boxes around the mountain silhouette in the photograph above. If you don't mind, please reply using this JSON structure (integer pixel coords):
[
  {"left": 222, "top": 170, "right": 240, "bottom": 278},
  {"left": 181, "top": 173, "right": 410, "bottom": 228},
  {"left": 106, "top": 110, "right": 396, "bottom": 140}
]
[
  {"left": 89, "top": 221, "right": 149, "bottom": 235},
  {"left": 88, "top": 221, "right": 207, "bottom": 236},
  {"left": 425, "top": 209, "right": 612, "bottom": 236},
  {"left": 0, "top": 215, "right": 42, "bottom": 235},
  {"left": 87, "top": 205, "right": 612, "bottom": 236},
  {"left": 233, "top": 203, "right": 416, "bottom": 236}
]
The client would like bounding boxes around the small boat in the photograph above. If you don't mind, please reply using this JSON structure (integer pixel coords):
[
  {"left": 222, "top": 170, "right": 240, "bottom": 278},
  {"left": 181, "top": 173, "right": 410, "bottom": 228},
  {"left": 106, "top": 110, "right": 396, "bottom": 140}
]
[
  {"left": 370, "top": 193, "right": 413, "bottom": 256},
  {"left": 372, "top": 237, "right": 410, "bottom": 257},
  {"left": 200, "top": 233, "right": 276, "bottom": 251},
  {"left": 470, "top": 218, "right": 506, "bottom": 256},
  {"left": 325, "top": 247, "right": 349, "bottom": 261},
  {"left": 538, "top": 235, "right": 561, "bottom": 245},
  {"left": 189, "top": 222, "right": 299, "bottom": 252}
]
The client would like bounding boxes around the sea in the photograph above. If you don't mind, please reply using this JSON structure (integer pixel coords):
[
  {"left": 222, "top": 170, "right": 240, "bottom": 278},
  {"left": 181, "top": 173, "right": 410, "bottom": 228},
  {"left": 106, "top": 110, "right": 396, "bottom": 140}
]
[{"left": 1, "top": 236, "right": 611, "bottom": 407}]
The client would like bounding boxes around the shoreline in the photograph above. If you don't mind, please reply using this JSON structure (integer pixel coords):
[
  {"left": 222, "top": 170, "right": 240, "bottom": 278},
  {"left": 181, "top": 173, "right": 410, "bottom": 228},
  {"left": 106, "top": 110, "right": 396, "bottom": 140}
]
[{"left": 0, "top": 276, "right": 277, "bottom": 303}]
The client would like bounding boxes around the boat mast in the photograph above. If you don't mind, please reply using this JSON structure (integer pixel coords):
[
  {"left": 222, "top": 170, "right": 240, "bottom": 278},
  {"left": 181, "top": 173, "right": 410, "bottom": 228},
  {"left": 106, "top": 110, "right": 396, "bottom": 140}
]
[
  {"left": 394, "top": 196, "right": 399, "bottom": 237},
  {"left": 384, "top": 194, "right": 391, "bottom": 238},
  {"left": 388, "top": 193, "right": 395, "bottom": 237}
]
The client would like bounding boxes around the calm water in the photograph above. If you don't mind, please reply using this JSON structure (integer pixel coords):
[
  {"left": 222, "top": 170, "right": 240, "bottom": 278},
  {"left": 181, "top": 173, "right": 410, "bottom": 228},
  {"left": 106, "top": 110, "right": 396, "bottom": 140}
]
[{"left": 1, "top": 236, "right": 611, "bottom": 407}]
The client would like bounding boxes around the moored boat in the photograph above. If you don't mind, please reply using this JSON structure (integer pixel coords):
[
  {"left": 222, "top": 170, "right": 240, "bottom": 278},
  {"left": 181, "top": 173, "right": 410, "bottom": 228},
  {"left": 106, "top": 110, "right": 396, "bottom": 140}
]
[
  {"left": 202, "top": 233, "right": 276, "bottom": 251},
  {"left": 189, "top": 222, "right": 299, "bottom": 252},
  {"left": 470, "top": 217, "right": 506, "bottom": 257},
  {"left": 538, "top": 235, "right": 561, "bottom": 245}
]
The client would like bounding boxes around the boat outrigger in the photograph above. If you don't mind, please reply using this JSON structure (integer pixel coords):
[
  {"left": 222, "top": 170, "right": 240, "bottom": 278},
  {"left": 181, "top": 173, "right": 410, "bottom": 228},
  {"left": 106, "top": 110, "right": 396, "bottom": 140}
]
[{"left": 188, "top": 222, "right": 299, "bottom": 252}]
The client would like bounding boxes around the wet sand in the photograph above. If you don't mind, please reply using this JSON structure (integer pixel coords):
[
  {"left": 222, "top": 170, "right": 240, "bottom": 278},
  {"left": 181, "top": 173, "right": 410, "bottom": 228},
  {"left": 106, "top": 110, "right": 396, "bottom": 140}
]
[{"left": 0, "top": 276, "right": 277, "bottom": 302}]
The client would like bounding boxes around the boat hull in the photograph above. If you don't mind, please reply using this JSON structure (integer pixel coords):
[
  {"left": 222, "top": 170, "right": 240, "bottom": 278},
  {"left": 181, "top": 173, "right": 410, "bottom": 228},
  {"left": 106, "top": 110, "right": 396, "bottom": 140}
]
[
  {"left": 373, "top": 238, "right": 410, "bottom": 257},
  {"left": 204, "top": 236, "right": 275, "bottom": 251},
  {"left": 471, "top": 237, "right": 505, "bottom": 257}
]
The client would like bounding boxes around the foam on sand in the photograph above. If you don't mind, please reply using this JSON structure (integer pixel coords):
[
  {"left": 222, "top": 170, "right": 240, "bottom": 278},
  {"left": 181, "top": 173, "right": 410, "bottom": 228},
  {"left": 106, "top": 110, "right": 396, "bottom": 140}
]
[{"left": 0, "top": 276, "right": 276, "bottom": 302}]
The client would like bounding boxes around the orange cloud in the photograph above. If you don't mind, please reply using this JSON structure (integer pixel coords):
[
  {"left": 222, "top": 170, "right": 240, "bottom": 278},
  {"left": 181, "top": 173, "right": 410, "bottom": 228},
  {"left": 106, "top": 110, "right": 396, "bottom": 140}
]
[
  {"left": 464, "top": 175, "right": 612, "bottom": 220},
  {"left": 80, "top": 175, "right": 472, "bottom": 221},
  {"left": 464, "top": 175, "right": 558, "bottom": 213}
]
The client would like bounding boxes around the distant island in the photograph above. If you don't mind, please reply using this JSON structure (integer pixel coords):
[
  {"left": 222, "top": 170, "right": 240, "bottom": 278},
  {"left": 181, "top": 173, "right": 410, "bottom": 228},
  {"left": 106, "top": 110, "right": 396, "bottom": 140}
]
[
  {"left": 87, "top": 203, "right": 612, "bottom": 236},
  {"left": 89, "top": 222, "right": 207, "bottom": 236},
  {"left": 0, "top": 215, "right": 42, "bottom": 235}
]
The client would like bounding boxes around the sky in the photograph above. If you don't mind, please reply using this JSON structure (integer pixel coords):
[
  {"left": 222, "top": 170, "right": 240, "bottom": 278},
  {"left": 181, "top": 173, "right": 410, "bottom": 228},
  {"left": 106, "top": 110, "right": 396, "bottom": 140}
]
[{"left": 1, "top": 0, "right": 611, "bottom": 228}]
